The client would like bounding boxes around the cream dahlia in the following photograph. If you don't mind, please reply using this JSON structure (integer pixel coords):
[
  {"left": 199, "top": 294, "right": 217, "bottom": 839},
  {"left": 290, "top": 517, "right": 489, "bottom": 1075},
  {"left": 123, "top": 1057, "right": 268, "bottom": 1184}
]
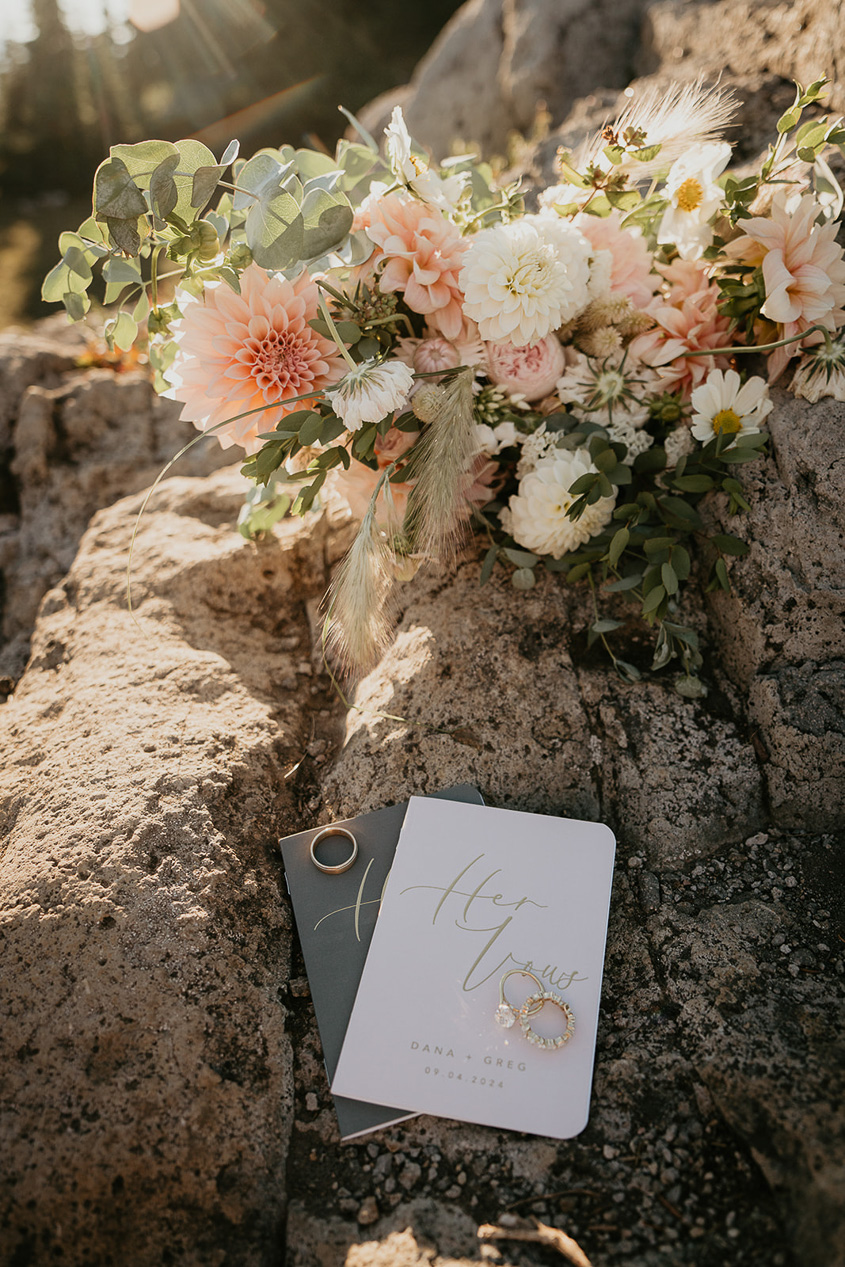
[
  {"left": 501, "top": 449, "right": 615, "bottom": 558},
  {"left": 459, "top": 215, "right": 591, "bottom": 346},
  {"left": 363, "top": 193, "right": 467, "bottom": 339},
  {"left": 728, "top": 193, "right": 845, "bottom": 379},
  {"left": 689, "top": 369, "right": 772, "bottom": 444},
  {"left": 164, "top": 264, "right": 346, "bottom": 452}
]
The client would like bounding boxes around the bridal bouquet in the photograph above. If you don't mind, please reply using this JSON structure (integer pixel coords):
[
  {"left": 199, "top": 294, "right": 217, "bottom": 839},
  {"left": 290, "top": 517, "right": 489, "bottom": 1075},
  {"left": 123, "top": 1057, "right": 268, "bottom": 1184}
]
[{"left": 43, "top": 78, "right": 845, "bottom": 692}]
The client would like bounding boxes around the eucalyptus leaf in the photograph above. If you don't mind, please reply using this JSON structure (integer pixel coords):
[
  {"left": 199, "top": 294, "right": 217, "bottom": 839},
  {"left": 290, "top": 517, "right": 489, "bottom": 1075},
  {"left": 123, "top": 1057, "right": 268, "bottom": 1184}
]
[
  {"left": 641, "top": 584, "right": 666, "bottom": 615},
  {"left": 103, "top": 256, "right": 143, "bottom": 286},
  {"left": 112, "top": 310, "right": 137, "bottom": 351},
  {"left": 63, "top": 290, "right": 90, "bottom": 320},
  {"left": 94, "top": 156, "right": 148, "bottom": 220},
  {"left": 168, "top": 139, "right": 218, "bottom": 222},
  {"left": 58, "top": 230, "right": 107, "bottom": 264},
  {"left": 608, "top": 526, "right": 629, "bottom": 567},
  {"left": 712, "top": 533, "right": 750, "bottom": 556},
  {"left": 296, "top": 148, "right": 341, "bottom": 180},
  {"left": 604, "top": 573, "right": 641, "bottom": 592},
  {"left": 246, "top": 190, "right": 304, "bottom": 270},
  {"left": 675, "top": 674, "right": 708, "bottom": 699},
  {"left": 110, "top": 140, "right": 179, "bottom": 189},
  {"left": 149, "top": 154, "right": 180, "bottom": 220},
  {"left": 479, "top": 544, "right": 498, "bottom": 587},
  {"left": 297, "top": 412, "right": 326, "bottom": 446},
  {"left": 133, "top": 290, "right": 150, "bottom": 323},
  {"left": 102, "top": 215, "right": 142, "bottom": 254},
  {"left": 661, "top": 561, "right": 679, "bottom": 595},
  {"left": 503, "top": 547, "right": 541, "bottom": 568},
  {"left": 191, "top": 165, "right": 227, "bottom": 209},
  {"left": 300, "top": 186, "right": 354, "bottom": 259},
  {"left": 512, "top": 567, "right": 536, "bottom": 591}
]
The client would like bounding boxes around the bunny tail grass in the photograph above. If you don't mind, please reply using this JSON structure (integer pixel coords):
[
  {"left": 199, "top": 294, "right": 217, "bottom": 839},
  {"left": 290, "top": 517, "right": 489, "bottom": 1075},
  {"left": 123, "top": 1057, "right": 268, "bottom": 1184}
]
[
  {"left": 404, "top": 369, "right": 480, "bottom": 563},
  {"left": 323, "top": 499, "right": 399, "bottom": 676},
  {"left": 578, "top": 77, "right": 740, "bottom": 180}
]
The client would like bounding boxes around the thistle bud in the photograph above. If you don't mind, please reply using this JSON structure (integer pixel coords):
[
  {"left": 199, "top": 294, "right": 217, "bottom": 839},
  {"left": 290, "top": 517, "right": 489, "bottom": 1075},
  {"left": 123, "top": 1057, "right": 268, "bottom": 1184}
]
[{"left": 412, "top": 384, "right": 447, "bottom": 423}]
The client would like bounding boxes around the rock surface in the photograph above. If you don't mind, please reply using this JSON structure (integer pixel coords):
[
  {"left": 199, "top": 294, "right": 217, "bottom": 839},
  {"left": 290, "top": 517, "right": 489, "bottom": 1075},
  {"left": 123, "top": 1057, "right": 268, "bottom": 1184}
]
[
  {"left": 0, "top": 471, "right": 340, "bottom": 1265},
  {"left": 359, "top": 0, "right": 653, "bottom": 159},
  {"left": 359, "top": 0, "right": 845, "bottom": 161},
  {"left": 0, "top": 330, "right": 230, "bottom": 687}
]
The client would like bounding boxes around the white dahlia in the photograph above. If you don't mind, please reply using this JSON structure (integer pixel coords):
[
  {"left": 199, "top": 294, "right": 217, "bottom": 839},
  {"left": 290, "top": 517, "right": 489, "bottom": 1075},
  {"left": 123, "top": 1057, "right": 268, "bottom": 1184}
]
[
  {"left": 501, "top": 448, "right": 616, "bottom": 559},
  {"left": 459, "top": 215, "right": 591, "bottom": 346},
  {"left": 328, "top": 358, "right": 415, "bottom": 432}
]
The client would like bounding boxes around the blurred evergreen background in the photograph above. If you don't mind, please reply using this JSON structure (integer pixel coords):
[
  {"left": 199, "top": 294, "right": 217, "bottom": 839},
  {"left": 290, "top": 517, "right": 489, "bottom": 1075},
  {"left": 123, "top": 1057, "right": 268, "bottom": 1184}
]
[{"left": 0, "top": 0, "right": 462, "bottom": 328}]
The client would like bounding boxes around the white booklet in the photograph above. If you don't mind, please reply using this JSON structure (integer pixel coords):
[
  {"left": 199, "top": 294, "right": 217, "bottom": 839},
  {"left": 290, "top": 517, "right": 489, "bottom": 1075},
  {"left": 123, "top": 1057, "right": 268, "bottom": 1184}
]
[{"left": 332, "top": 797, "right": 616, "bottom": 1140}]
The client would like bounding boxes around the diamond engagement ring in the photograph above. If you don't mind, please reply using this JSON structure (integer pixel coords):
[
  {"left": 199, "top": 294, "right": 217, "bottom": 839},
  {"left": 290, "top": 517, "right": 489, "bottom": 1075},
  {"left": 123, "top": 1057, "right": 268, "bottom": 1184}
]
[{"left": 494, "top": 969, "right": 545, "bottom": 1029}]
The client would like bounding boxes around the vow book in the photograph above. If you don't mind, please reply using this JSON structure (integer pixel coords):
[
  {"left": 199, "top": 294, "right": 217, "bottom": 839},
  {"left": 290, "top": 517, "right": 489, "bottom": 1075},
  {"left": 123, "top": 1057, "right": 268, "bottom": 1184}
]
[
  {"left": 279, "top": 785, "right": 484, "bottom": 1140},
  {"left": 332, "top": 797, "right": 616, "bottom": 1140}
]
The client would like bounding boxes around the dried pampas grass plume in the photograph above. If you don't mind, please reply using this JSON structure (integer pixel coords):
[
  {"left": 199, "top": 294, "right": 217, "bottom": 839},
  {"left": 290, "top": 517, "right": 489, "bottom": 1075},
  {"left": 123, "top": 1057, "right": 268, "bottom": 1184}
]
[
  {"left": 578, "top": 77, "right": 740, "bottom": 181},
  {"left": 323, "top": 490, "right": 399, "bottom": 675},
  {"left": 405, "top": 369, "right": 481, "bottom": 561}
]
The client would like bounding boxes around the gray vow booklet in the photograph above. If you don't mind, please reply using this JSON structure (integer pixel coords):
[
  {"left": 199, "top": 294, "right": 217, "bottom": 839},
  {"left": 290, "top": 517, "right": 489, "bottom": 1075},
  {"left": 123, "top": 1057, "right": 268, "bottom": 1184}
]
[{"left": 279, "top": 785, "right": 484, "bottom": 1141}]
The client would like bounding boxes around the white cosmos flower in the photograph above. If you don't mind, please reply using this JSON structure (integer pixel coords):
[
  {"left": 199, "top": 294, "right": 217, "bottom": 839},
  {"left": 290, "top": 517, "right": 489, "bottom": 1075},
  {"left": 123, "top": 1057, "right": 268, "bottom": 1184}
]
[
  {"left": 690, "top": 369, "right": 772, "bottom": 444},
  {"left": 501, "top": 448, "right": 616, "bottom": 558},
  {"left": 384, "top": 106, "right": 469, "bottom": 213},
  {"left": 459, "top": 215, "right": 592, "bottom": 346},
  {"left": 328, "top": 358, "right": 415, "bottom": 432},
  {"left": 657, "top": 141, "right": 731, "bottom": 260}
]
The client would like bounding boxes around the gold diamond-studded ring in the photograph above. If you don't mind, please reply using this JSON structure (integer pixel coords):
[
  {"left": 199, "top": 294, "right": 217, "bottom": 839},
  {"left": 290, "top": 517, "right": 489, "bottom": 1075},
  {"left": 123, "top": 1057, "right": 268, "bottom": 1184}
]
[
  {"left": 494, "top": 969, "right": 545, "bottom": 1030},
  {"left": 518, "top": 990, "right": 576, "bottom": 1050}
]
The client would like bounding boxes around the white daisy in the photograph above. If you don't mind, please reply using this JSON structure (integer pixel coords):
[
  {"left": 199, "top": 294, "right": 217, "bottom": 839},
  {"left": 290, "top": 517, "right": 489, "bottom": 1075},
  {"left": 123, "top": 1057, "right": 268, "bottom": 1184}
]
[
  {"left": 501, "top": 449, "right": 616, "bottom": 558},
  {"left": 328, "top": 358, "right": 415, "bottom": 432},
  {"left": 657, "top": 141, "right": 732, "bottom": 260},
  {"left": 459, "top": 215, "right": 592, "bottom": 346},
  {"left": 690, "top": 369, "right": 772, "bottom": 444}
]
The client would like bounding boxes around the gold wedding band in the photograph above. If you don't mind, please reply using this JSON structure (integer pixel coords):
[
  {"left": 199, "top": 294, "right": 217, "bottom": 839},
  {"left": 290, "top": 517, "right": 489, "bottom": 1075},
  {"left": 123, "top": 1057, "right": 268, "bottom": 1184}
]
[{"left": 309, "top": 826, "right": 358, "bottom": 874}]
